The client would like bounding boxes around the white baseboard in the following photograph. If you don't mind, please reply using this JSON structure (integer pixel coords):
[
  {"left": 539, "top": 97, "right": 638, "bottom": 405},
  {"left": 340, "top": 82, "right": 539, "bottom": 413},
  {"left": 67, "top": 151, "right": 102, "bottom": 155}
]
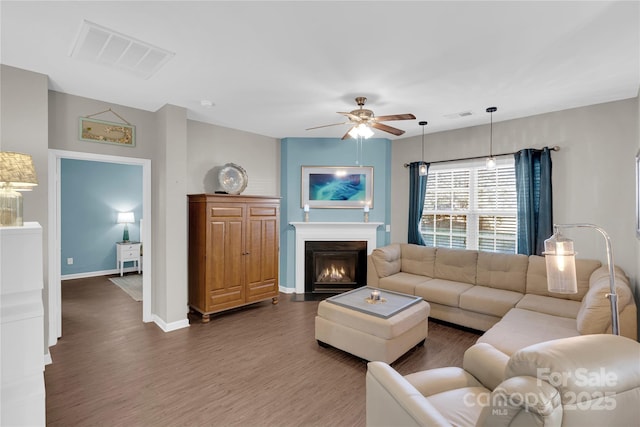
[
  {"left": 152, "top": 314, "right": 190, "bottom": 332},
  {"left": 279, "top": 286, "right": 295, "bottom": 294},
  {"left": 44, "top": 352, "right": 52, "bottom": 366},
  {"left": 61, "top": 267, "right": 140, "bottom": 280}
]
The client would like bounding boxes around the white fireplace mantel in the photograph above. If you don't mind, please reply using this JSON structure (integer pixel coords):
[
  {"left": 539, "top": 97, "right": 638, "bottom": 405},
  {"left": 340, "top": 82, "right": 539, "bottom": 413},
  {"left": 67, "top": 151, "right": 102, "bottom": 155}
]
[{"left": 290, "top": 222, "right": 383, "bottom": 294}]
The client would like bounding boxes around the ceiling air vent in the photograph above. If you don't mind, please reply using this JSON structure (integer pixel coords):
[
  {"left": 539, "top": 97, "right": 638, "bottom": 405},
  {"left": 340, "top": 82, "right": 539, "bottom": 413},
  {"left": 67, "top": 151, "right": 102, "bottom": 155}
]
[
  {"left": 444, "top": 111, "right": 474, "bottom": 119},
  {"left": 69, "top": 20, "right": 175, "bottom": 79}
]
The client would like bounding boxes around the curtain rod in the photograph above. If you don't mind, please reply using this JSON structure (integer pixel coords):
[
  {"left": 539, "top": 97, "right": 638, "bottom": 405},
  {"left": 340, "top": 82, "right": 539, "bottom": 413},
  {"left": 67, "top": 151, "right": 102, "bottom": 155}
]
[{"left": 403, "top": 146, "right": 560, "bottom": 168}]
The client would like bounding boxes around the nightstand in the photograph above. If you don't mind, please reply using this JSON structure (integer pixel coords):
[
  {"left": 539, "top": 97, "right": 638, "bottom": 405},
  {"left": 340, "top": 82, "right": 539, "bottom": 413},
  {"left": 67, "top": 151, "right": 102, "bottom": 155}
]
[{"left": 116, "top": 241, "right": 141, "bottom": 277}]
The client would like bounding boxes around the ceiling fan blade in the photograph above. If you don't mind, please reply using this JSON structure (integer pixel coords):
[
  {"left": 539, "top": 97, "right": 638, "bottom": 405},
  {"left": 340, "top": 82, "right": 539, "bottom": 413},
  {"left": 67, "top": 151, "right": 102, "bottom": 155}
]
[
  {"left": 374, "top": 114, "right": 416, "bottom": 122},
  {"left": 341, "top": 127, "right": 356, "bottom": 140},
  {"left": 337, "top": 112, "right": 362, "bottom": 122},
  {"left": 371, "top": 122, "right": 406, "bottom": 136},
  {"left": 306, "top": 121, "right": 350, "bottom": 130}
]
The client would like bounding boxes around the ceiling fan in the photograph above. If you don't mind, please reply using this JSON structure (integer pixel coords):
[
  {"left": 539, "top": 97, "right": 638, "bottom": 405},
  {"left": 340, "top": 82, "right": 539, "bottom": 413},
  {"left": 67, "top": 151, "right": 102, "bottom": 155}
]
[{"left": 307, "top": 97, "right": 416, "bottom": 140}]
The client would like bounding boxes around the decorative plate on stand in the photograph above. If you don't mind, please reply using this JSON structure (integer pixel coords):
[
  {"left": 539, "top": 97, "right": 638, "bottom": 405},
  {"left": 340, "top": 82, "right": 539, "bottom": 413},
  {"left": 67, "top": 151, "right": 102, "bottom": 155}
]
[{"left": 218, "top": 163, "right": 248, "bottom": 195}]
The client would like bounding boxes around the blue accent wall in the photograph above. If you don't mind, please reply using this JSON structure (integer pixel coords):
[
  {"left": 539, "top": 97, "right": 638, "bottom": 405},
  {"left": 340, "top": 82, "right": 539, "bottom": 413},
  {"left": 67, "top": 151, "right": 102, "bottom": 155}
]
[
  {"left": 61, "top": 159, "right": 143, "bottom": 275},
  {"left": 280, "top": 137, "right": 391, "bottom": 291}
]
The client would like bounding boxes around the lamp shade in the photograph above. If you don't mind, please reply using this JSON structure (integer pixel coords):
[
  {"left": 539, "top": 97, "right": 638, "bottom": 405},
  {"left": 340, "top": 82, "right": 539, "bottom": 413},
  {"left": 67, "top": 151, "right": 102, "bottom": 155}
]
[
  {"left": 0, "top": 152, "right": 38, "bottom": 226},
  {"left": 543, "top": 231, "right": 578, "bottom": 294},
  {"left": 0, "top": 152, "right": 38, "bottom": 189},
  {"left": 117, "top": 212, "right": 135, "bottom": 224}
]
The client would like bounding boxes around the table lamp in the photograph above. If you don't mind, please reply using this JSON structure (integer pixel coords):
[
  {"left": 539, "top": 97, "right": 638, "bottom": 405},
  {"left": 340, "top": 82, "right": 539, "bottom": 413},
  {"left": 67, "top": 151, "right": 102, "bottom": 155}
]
[
  {"left": 0, "top": 152, "right": 38, "bottom": 226},
  {"left": 117, "top": 211, "right": 135, "bottom": 242}
]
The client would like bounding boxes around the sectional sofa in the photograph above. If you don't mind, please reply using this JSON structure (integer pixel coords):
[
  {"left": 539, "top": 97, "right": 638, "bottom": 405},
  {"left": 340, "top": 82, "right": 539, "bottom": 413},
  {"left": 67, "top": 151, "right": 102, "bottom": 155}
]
[{"left": 367, "top": 243, "right": 638, "bottom": 354}]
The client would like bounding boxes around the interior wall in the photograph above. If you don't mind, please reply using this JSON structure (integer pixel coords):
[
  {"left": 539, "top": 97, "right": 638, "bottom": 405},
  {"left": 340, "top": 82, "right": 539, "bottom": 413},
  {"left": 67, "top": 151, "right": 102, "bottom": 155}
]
[
  {"left": 186, "top": 120, "right": 280, "bottom": 195},
  {"left": 60, "top": 159, "right": 142, "bottom": 276},
  {"left": 279, "top": 137, "right": 392, "bottom": 291},
  {"left": 48, "top": 91, "right": 158, "bottom": 159},
  {"left": 392, "top": 98, "right": 639, "bottom": 287},
  {"left": 0, "top": 65, "right": 50, "bottom": 355},
  {"left": 154, "top": 104, "right": 189, "bottom": 327}
]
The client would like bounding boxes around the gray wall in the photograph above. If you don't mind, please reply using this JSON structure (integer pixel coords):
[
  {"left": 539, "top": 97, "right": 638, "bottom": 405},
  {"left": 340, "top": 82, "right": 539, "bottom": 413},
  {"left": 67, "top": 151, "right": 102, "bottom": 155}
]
[
  {"left": 186, "top": 120, "right": 280, "bottom": 196},
  {"left": 392, "top": 98, "right": 639, "bottom": 301},
  {"left": 1, "top": 65, "right": 50, "bottom": 353}
]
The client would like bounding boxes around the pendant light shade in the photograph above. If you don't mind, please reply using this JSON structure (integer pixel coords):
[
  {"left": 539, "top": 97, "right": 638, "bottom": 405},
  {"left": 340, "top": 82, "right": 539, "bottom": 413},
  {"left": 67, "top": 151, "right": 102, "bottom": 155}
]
[
  {"left": 419, "top": 121, "right": 428, "bottom": 176},
  {"left": 486, "top": 107, "right": 497, "bottom": 169}
]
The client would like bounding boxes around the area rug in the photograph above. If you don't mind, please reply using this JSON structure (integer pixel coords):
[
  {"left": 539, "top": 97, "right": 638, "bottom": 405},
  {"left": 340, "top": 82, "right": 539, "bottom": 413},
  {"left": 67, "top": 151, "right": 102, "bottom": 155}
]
[{"left": 109, "top": 275, "right": 142, "bottom": 301}]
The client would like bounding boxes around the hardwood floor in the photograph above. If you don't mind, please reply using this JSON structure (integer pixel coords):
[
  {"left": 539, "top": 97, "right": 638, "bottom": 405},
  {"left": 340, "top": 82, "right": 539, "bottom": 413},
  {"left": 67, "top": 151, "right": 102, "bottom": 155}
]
[{"left": 45, "top": 276, "right": 481, "bottom": 426}]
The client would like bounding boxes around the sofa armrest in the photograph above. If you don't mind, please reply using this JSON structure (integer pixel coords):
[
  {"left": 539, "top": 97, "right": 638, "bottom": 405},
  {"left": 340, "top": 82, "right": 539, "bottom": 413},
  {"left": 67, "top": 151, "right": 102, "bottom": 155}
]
[
  {"left": 404, "top": 366, "right": 482, "bottom": 397},
  {"left": 479, "top": 376, "right": 562, "bottom": 427},
  {"left": 366, "top": 362, "right": 451, "bottom": 427},
  {"left": 369, "top": 244, "right": 402, "bottom": 280},
  {"left": 462, "top": 343, "right": 509, "bottom": 391}
]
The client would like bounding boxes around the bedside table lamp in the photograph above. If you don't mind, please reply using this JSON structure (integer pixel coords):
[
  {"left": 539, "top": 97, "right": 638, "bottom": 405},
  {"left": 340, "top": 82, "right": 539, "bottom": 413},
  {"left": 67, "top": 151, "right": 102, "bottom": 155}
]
[
  {"left": 0, "top": 152, "right": 38, "bottom": 227},
  {"left": 117, "top": 212, "right": 135, "bottom": 242},
  {"left": 543, "top": 223, "right": 619, "bottom": 335}
]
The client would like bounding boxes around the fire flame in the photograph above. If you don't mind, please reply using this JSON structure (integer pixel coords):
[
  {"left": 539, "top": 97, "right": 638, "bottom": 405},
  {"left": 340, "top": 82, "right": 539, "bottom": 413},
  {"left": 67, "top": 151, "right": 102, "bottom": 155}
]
[{"left": 317, "top": 265, "right": 351, "bottom": 282}]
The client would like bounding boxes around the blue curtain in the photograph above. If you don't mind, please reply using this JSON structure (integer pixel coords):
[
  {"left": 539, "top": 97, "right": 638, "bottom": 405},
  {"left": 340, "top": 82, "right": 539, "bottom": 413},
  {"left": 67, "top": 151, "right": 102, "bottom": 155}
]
[
  {"left": 408, "top": 162, "right": 428, "bottom": 245},
  {"left": 514, "top": 147, "right": 553, "bottom": 255}
]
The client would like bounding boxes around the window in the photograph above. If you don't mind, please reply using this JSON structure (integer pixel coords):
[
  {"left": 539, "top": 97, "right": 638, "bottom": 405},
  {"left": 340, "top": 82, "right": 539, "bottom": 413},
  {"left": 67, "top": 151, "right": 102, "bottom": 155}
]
[{"left": 421, "top": 158, "right": 517, "bottom": 253}]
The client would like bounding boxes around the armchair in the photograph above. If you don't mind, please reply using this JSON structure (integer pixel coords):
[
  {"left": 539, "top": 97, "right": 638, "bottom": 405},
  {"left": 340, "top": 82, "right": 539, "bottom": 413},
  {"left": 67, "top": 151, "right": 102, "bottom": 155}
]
[{"left": 366, "top": 334, "right": 640, "bottom": 427}]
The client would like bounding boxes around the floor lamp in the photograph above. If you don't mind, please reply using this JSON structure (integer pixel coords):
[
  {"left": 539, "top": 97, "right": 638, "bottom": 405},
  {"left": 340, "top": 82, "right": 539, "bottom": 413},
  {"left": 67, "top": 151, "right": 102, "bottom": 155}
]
[{"left": 543, "top": 223, "right": 620, "bottom": 335}]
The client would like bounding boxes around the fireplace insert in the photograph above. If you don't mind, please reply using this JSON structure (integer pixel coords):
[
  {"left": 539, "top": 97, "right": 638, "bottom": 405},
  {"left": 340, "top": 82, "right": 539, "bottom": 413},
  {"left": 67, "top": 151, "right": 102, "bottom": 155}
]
[{"left": 305, "top": 241, "right": 367, "bottom": 294}]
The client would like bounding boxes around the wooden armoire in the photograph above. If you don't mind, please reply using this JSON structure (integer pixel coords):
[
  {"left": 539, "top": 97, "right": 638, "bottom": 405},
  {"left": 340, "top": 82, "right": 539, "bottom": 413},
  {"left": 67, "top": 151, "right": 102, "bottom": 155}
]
[{"left": 188, "top": 194, "right": 280, "bottom": 322}]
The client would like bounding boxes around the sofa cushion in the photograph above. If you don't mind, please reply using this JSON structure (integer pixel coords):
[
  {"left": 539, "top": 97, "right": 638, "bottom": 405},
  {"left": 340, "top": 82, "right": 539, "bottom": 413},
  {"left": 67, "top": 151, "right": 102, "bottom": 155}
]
[
  {"left": 459, "top": 286, "right": 523, "bottom": 318},
  {"left": 371, "top": 244, "right": 401, "bottom": 278},
  {"left": 576, "top": 266, "right": 633, "bottom": 334},
  {"left": 401, "top": 244, "right": 436, "bottom": 277},
  {"left": 476, "top": 252, "right": 528, "bottom": 293},
  {"left": 414, "top": 279, "right": 473, "bottom": 308},
  {"left": 379, "top": 273, "right": 431, "bottom": 296},
  {"left": 477, "top": 308, "right": 580, "bottom": 355},
  {"left": 515, "top": 294, "right": 581, "bottom": 319},
  {"left": 525, "top": 255, "right": 601, "bottom": 301},
  {"left": 434, "top": 247, "right": 478, "bottom": 284}
]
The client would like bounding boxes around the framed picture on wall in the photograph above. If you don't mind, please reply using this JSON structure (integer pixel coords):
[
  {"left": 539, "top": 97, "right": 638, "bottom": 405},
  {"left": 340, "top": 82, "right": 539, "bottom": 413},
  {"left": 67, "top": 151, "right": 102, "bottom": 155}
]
[
  {"left": 301, "top": 166, "right": 373, "bottom": 209},
  {"left": 79, "top": 117, "right": 136, "bottom": 147}
]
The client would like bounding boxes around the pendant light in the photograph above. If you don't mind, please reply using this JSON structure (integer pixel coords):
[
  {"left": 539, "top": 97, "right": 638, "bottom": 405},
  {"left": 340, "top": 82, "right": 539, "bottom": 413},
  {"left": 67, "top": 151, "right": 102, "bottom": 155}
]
[
  {"left": 419, "top": 121, "right": 428, "bottom": 176},
  {"left": 486, "top": 107, "right": 497, "bottom": 169}
]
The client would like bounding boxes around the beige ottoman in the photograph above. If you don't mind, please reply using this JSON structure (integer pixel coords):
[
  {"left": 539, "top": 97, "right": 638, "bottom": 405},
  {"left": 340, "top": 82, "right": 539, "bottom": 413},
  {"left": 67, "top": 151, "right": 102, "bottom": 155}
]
[{"left": 315, "top": 294, "right": 430, "bottom": 364}]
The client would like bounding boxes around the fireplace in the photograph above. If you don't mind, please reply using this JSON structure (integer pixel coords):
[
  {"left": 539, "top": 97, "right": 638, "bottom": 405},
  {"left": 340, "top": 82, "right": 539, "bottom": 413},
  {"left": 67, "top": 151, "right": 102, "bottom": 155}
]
[
  {"left": 290, "top": 221, "right": 382, "bottom": 294},
  {"left": 305, "top": 241, "right": 367, "bottom": 294}
]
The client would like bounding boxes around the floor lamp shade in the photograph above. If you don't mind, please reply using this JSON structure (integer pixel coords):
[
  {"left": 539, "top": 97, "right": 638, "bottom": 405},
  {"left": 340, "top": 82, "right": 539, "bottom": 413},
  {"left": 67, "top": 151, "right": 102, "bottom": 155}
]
[
  {"left": 117, "top": 212, "right": 135, "bottom": 242},
  {"left": 543, "top": 231, "right": 578, "bottom": 294},
  {"left": 0, "top": 152, "right": 38, "bottom": 227},
  {"left": 544, "top": 223, "right": 620, "bottom": 335}
]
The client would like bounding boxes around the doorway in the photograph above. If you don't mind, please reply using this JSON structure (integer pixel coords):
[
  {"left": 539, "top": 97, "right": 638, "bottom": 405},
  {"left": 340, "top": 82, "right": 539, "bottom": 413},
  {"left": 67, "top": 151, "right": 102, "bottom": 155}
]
[{"left": 47, "top": 149, "right": 152, "bottom": 346}]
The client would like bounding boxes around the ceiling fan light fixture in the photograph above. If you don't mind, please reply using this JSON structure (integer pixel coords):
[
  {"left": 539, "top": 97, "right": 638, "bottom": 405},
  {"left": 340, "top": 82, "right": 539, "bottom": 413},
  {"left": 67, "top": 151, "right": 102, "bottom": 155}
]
[
  {"left": 486, "top": 106, "right": 497, "bottom": 170},
  {"left": 307, "top": 97, "right": 414, "bottom": 139},
  {"left": 349, "top": 123, "right": 374, "bottom": 139}
]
